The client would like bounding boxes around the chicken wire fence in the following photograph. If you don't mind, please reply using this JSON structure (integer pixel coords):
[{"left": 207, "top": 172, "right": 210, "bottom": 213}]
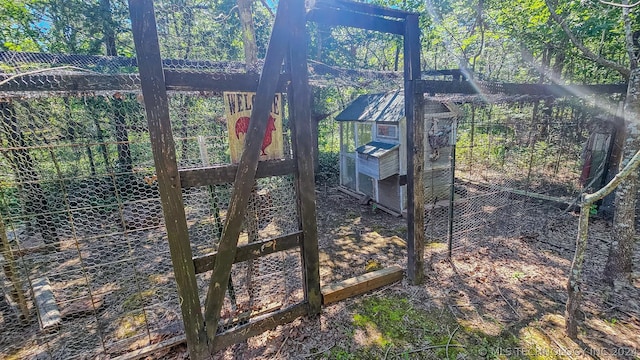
[
  {"left": 1, "top": 61, "right": 303, "bottom": 360},
  {"left": 424, "top": 98, "right": 617, "bottom": 253}
]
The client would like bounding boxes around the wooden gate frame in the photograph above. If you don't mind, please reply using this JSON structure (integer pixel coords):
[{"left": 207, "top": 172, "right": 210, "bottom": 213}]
[
  {"left": 307, "top": 0, "right": 426, "bottom": 285},
  {"left": 128, "top": 0, "right": 424, "bottom": 358}
]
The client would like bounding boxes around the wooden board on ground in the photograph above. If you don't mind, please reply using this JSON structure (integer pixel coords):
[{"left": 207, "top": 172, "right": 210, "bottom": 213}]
[
  {"left": 373, "top": 202, "right": 402, "bottom": 217},
  {"left": 321, "top": 266, "right": 404, "bottom": 305},
  {"left": 60, "top": 296, "right": 104, "bottom": 319},
  {"left": 32, "top": 277, "right": 61, "bottom": 330}
]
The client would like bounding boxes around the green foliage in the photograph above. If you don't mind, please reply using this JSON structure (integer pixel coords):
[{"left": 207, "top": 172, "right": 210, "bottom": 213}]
[
  {"left": 353, "top": 296, "right": 457, "bottom": 357},
  {"left": 0, "top": 0, "right": 41, "bottom": 51},
  {"left": 328, "top": 347, "right": 357, "bottom": 360},
  {"left": 316, "top": 151, "right": 339, "bottom": 186},
  {"left": 456, "top": 131, "right": 508, "bottom": 170},
  {"left": 0, "top": 184, "right": 20, "bottom": 220}
]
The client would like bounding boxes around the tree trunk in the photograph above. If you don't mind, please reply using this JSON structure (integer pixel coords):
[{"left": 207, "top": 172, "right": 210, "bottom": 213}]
[
  {"left": 541, "top": 49, "right": 565, "bottom": 139},
  {"left": 0, "top": 102, "right": 59, "bottom": 250},
  {"left": 238, "top": 0, "right": 258, "bottom": 67},
  {"left": 567, "top": 146, "right": 640, "bottom": 338},
  {"left": 566, "top": 204, "right": 589, "bottom": 339},
  {"left": 112, "top": 94, "right": 133, "bottom": 173},
  {"left": 88, "top": 97, "right": 112, "bottom": 171},
  {"left": 604, "top": 67, "right": 640, "bottom": 282},
  {"left": 100, "top": 0, "right": 117, "bottom": 56}
]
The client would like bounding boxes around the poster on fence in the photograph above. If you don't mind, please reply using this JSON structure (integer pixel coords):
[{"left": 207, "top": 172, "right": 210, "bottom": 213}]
[{"left": 224, "top": 92, "right": 284, "bottom": 164}]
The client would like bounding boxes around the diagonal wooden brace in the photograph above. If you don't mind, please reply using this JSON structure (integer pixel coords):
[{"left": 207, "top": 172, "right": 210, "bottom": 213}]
[{"left": 203, "top": 0, "right": 293, "bottom": 345}]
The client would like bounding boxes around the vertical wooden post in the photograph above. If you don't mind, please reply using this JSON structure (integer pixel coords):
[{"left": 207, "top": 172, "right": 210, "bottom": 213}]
[
  {"left": 288, "top": 0, "right": 322, "bottom": 314},
  {"left": 0, "top": 215, "right": 29, "bottom": 320},
  {"left": 127, "top": 1, "right": 209, "bottom": 358},
  {"left": 404, "top": 14, "right": 425, "bottom": 285}
]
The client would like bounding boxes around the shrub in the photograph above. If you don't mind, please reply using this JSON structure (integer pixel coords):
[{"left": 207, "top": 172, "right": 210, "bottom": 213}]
[{"left": 316, "top": 151, "right": 339, "bottom": 186}]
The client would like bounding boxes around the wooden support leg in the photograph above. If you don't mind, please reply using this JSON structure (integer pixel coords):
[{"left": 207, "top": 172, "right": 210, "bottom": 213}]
[{"left": 287, "top": 0, "right": 322, "bottom": 314}]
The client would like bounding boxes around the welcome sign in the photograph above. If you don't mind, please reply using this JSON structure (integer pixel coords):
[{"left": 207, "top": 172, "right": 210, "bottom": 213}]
[{"left": 223, "top": 92, "right": 284, "bottom": 164}]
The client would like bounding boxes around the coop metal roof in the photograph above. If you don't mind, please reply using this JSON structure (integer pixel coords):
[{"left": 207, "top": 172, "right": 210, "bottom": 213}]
[
  {"left": 335, "top": 90, "right": 405, "bottom": 123},
  {"left": 355, "top": 141, "right": 399, "bottom": 158}
]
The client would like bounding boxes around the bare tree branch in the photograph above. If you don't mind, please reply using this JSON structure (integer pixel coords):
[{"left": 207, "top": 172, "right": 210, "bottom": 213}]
[
  {"left": 544, "top": 0, "right": 630, "bottom": 77},
  {"left": 599, "top": 0, "right": 640, "bottom": 8},
  {"left": 584, "top": 148, "right": 640, "bottom": 203}
]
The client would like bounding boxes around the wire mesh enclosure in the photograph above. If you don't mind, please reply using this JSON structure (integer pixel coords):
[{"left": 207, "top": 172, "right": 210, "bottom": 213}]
[
  {"left": 0, "top": 55, "right": 303, "bottom": 360},
  {"left": 423, "top": 97, "right": 619, "bottom": 253}
]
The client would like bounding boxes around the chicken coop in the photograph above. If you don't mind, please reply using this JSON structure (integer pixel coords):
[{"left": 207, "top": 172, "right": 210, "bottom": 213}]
[{"left": 337, "top": 90, "right": 460, "bottom": 214}]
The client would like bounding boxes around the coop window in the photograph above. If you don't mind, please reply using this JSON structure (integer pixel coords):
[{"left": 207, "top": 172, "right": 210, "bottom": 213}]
[
  {"left": 377, "top": 124, "right": 398, "bottom": 140},
  {"left": 357, "top": 123, "right": 373, "bottom": 146}
]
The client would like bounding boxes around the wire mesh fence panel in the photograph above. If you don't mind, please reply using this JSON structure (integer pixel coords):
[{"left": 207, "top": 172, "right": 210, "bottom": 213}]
[
  {"left": 0, "top": 72, "right": 303, "bottom": 360},
  {"left": 447, "top": 99, "right": 603, "bottom": 253}
]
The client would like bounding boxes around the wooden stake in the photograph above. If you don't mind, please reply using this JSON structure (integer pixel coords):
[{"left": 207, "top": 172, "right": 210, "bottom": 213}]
[{"left": 0, "top": 215, "right": 29, "bottom": 320}]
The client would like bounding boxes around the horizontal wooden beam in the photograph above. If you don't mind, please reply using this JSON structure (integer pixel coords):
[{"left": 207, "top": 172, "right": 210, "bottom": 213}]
[
  {"left": 0, "top": 71, "right": 291, "bottom": 94},
  {"left": 213, "top": 303, "right": 308, "bottom": 350},
  {"left": 309, "top": 60, "right": 401, "bottom": 80},
  {"left": 164, "top": 71, "right": 290, "bottom": 92},
  {"left": 0, "top": 50, "right": 246, "bottom": 72},
  {"left": 111, "top": 303, "right": 307, "bottom": 360},
  {"left": 179, "top": 159, "right": 296, "bottom": 188},
  {"left": 0, "top": 74, "right": 141, "bottom": 93},
  {"left": 313, "top": 0, "right": 415, "bottom": 18},
  {"left": 193, "top": 232, "right": 302, "bottom": 274},
  {"left": 307, "top": 8, "right": 405, "bottom": 35},
  {"left": 112, "top": 335, "right": 187, "bottom": 360},
  {"left": 416, "top": 80, "right": 627, "bottom": 97},
  {"left": 321, "top": 265, "right": 404, "bottom": 304}
]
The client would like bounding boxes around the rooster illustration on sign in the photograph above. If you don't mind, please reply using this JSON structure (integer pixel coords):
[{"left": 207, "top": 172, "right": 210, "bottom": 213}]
[{"left": 234, "top": 114, "right": 277, "bottom": 156}]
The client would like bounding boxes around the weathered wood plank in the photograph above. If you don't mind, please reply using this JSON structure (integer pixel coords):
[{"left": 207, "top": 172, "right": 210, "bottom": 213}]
[
  {"left": 212, "top": 303, "right": 307, "bottom": 350},
  {"left": 415, "top": 80, "right": 627, "bottom": 96},
  {"left": 127, "top": 0, "right": 208, "bottom": 358},
  {"left": 307, "top": 8, "right": 405, "bottom": 35},
  {"left": 111, "top": 335, "right": 187, "bottom": 360},
  {"left": 179, "top": 159, "right": 295, "bottom": 188},
  {"left": 0, "top": 74, "right": 141, "bottom": 93},
  {"left": 404, "top": 14, "right": 425, "bottom": 285},
  {"left": 0, "top": 70, "right": 627, "bottom": 98},
  {"left": 0, "top": 215, "right": 29, "bottom": 321},
  {"left": 321, "top": 266, "right": 404, "bottom": 304},
  {"left": 203, "top": 0, "right": 292, "bottom": 343},
  {"left": 113, "top": 303, "right": 307, "bottom": 360},
  {"left": 193, "top": 232, "right": 302, "bottom": 274},
  {"left": 372, "top": 202, "right": 402, "bottom": 217},
  {"left": 32, "top": 277, "right": 61, "bottom": 330},
  {"left": 164, "top": 71, "right": 290, "bottom": 92},
  {"left": 314, "top": 0, "right": 414, "bottom": 18},
  {"left": 0, "top": 50, "right": 246, "bottom": 71},
  {"left": 113, "top": 303, "right": 308, "bottom": 360},
  {"left": 288, "top": 0, "right": 322, "bottom": 315}
]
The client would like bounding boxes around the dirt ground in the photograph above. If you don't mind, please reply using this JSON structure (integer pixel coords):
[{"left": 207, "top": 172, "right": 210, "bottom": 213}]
[{"left": 158, "top": 186, "right": 639, "bottom": 360}]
